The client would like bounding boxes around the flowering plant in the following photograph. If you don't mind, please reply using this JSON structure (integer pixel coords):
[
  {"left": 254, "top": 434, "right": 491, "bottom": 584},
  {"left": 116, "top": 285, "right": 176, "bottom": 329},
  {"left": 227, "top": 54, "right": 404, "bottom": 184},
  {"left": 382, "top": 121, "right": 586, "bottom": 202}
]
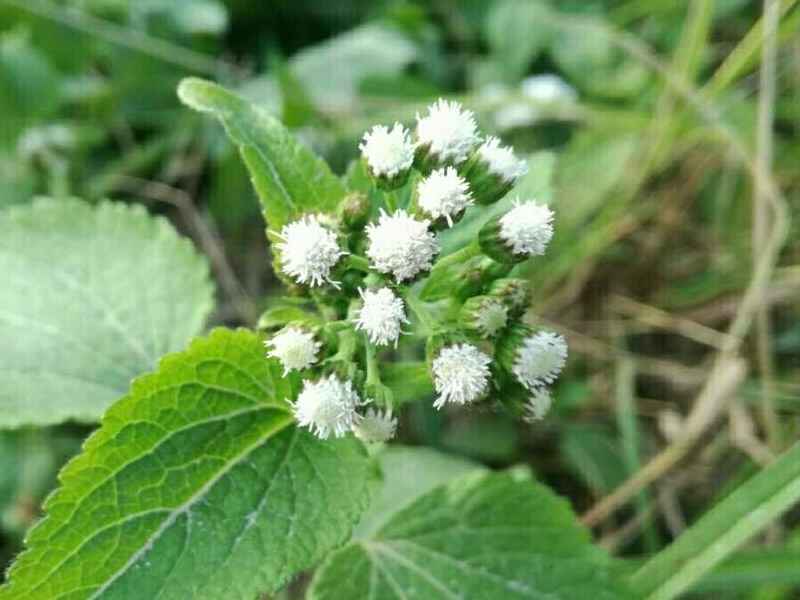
[{"left": 0, "top": 79, "right": 635, "bottom": 600}]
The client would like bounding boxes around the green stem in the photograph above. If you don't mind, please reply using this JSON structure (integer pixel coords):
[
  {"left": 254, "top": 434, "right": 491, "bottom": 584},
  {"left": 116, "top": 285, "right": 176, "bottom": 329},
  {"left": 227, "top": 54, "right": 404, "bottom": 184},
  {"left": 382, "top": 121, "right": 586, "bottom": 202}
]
[
  {"left": 433, "top": 240, "right": 481, "bottom": 273},
  {"left": 346, "top": 255, "right": 371, "bottom": 273},
  {"left": 364, "top": 338, "right": 381, "bottom": 386}
]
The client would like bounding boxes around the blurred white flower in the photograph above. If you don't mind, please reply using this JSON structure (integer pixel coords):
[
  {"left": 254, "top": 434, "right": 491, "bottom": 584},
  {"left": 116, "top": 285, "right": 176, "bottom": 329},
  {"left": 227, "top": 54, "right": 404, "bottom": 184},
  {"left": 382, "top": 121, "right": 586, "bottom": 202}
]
[
  {"left": 432, "top": 343, "right": 492, "bottom": 409},
  {"left": 275, "top": 214, "right": 346, "bottom": 287},
  {"left": 416, "top": 98, "right": 480, "bottom": 164},
  {"left": 352, "top": 407, "right": 397, "bottom": 443},
  {"left": 359, "top": 123, "right": 415, "bottom": 178},
  {"left": 513, "top": 331, "right": 567, "bottom": 389},
  {"left": 417, "top": 166, "right": 473, "bottom": 226},
  {"left": 499, "top": 199, "right": 554, "bottom": 257},
  {"left": 477, "top": 136, "right": 528, "bottom": 183},
  {"left": 366, "top": 209, "right": 439, "bottom": 282},
  {"left": 293, "top": 375, "right": 362, "bottom": 439},
  {"left": 523, "top": 388, "right": 553, "bottom": 422},
  {"left": 354, "top": 287, "right": 408, "bottom": 347},
  {"left": 265, "top": 327, "right": 321, "bottom": 375},
  {"left": 521, "top": 74, "right": 578, "bottom": 104}
]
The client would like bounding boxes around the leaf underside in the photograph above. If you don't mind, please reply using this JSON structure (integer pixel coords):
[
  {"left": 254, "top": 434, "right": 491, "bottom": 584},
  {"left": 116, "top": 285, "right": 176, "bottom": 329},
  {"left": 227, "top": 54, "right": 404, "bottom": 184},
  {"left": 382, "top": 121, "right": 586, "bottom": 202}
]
[
  {"left": 309, "top": 470, "right": 631, "bottom": 600},
  {"left": 0, "top": 197, "right": 215, "bottom": 427},
  {"left": 0, "top": 328, "right": 373, "bottom": 600}
]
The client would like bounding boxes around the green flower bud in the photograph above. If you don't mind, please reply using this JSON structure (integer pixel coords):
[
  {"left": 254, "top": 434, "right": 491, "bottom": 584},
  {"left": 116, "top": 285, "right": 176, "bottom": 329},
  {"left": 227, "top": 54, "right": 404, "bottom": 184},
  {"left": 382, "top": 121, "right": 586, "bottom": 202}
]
[
  {"left": 337, "top": 192, "right": 371, "bottom": 230},
  {"left": 454, "top": 255, "right": 512, "bottom": 301},
  {"left": 487, "top": 278, "right": 530, "bottom": 319},
  {"left": 459, "top": 295, "right": 509, "bottom": 339},
  {"left": 461, "top": 136, "right": 528, "bottom": 205},
  {"left": 496, "top": 324, "right": 568, "bottom": 390}
]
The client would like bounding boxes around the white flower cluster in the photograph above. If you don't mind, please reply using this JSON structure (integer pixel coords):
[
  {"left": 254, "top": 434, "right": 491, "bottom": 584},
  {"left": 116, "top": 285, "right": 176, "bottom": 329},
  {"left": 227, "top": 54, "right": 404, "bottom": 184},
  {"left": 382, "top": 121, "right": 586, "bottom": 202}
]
[
  {"left": 275, "top": 215, "right": 346, "bottom": 287},
  {"left": 266, "top": 96, "right": 567, "bottom": 440},
  {"left": 417, "top": 167, "right": 473, "bottom": 226},
  {"left": 360, "top": 123, "right": 415, "bottom": 179},
  {"left": 499, "top": 199, "right": 554, "bottom": 256},
  {"left": 366, "top": 209, "right": 439, "bottom": 282}
]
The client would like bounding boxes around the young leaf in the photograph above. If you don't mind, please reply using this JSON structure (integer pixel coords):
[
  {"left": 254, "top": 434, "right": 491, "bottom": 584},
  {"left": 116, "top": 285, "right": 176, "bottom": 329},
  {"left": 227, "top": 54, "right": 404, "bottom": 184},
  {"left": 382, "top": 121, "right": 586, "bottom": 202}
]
[
  {"left": 177, "top": 77, "right": 346, "bottom": 231},
  {"left": 0, "top": 197, "right": 214, "bottom": 428},
  {"left": 0, "top": 328, "right": 373, "bottom": 600},
  {"left": 309, "top": 471, "right": 632, "bottom": 600},
  {"left": 630, "top": 441, "right": 800, "bottom": 600}
]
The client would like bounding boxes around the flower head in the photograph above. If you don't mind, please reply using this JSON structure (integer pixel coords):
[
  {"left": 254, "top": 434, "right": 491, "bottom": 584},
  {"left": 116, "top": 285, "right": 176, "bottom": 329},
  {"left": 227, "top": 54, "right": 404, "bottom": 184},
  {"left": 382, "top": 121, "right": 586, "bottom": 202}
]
[
  {"left": 477, "top": 136, "right": 528, "bottom": 183},
  {"left": 523, "top": 388, "right": 553, "bottom": 422},
  {"left": 432, "top": 343, "right": 492, "bottom": 409},
  {"left": 359, "top": 123, "right": 415, "bottom": 179},
  {"left": 265, "top": 327, "right": 321, "bottom": 375},
  {"left": 275, "top": 214, "right": 346, "bottom": 287},
  {"left": 366, "top": 209, "right": 439, "bottom": 282},
  {"left": 521, "top": 74, "right": 577, "bottom": 104},
  {"left": 512, "top": 331, "right": 567, "bottom": 389},
  {"left": 354, "top": 287, "right": 408, "bottom": 347},
  {"left": 417, "top": 167, "right": 473, "bottom": 226},
  {"left": 416, "top": 99, "right": 480, "bottom": 164},
  {"left": 352, "top": 408, "right": 397, "bottom": 443},
  {"left": 499, "top": 199, "right": 554, "bottom": 257},
  {"left": 293, "top": 375, "right": 362, "bottom": 439}
]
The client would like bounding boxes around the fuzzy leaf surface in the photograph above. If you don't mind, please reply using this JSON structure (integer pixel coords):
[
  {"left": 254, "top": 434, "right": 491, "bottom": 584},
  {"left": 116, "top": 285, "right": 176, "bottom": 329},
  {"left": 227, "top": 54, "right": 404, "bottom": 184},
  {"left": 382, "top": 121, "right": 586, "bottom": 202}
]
[
  {"left": 0, "top": 197, "right": 214, "bottom": 427},
  {"left": 0, "top": 328, "right": 372, "bottom": 600},
  {"left": 178, "top": 77, "right": 345, "bottom": 231},
  {"left": 309, "top": 470, "right": 631, "bottom": 600}
]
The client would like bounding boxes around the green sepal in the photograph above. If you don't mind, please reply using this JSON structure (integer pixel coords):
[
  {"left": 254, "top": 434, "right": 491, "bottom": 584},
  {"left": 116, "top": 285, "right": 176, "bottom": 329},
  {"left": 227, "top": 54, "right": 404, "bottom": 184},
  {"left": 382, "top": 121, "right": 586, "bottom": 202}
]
[
  {"left": 459, "top": 295, "right": 509, "bottom": 339},
  {"left": 487, "top": 277, "right": 531, "bottom": 319},
  {"left": 461, "top": 151, "right": 515, "bottom": 205},
  {"left": 478, "top": 213, "right": 523, "bottom": 264}
]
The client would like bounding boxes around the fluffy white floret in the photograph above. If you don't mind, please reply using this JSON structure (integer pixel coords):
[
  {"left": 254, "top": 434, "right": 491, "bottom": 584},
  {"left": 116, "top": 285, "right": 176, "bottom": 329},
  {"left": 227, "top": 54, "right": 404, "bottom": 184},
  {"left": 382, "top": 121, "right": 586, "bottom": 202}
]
[
  {"left": 366, "top": 209, "right": 439, "bottom": 282},
  {"left": 523, "top": 388, "right": 553, "bottom": 422},
  {"left": 352, "top": 408, "right": 397, "bottom": 443},
  {"left": 265, "top": 327, "right": 320, "bottom": 375},
  {"left": 513, "top": 331, "right": 568, "bottom": 389},
  {"left": 477, "top": 136, "right": 528, "bottom": 183},
  {"left": 275, "top": 214, "right": 346, "bottom": 287},
  {"left": 432, "top": 343, "right": 492, "bottom": 409},
  {"left": 293, "top": 376, "right": 362, "bottom": 439},
  {"left": 499, "top": 199, "right": 554, "bottom": 256},
  {"left": 354, "top": 287, "right": 408, "bottom": 347},
  {"left": 359, "top": 123, "right": 415, "bottom": 178},
  {"left": 417, "top": 167, "right": 473, "bottom": 226},
  {"left": 416, "top": 99, "right": 480, "bottom": 164}
]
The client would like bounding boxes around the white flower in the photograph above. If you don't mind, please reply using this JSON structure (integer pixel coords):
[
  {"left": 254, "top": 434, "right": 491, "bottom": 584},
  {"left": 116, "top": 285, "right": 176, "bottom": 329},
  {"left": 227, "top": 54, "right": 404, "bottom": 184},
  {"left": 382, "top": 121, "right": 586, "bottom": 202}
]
[
  {"left": 417, "top": 167, "right": 473, "bottom": 226},
  {"left": 359, "top": 123, "right": 415, "bottom": 178},
  {"left": 366, "top": 209, "right": 439, "bottom": 282},
  {"left": 512, "top": 331, "right": 567, "bottom": 389},
  {"left": 477, "top": 136, "right": 528, "bottom": 183},
  {"left": 499, "top": 199, "right": 554, "bottom": 256},
  {"left": 494, "top": 103, "right": 539, "bottom": 131},
  {"left": 475, "top": 302, "right": 508, "bottom": 338},
  {"left": 523, "top": 388, "right": 553, "bottom": 422},
  {"left": 432, "top": 343, "right": 492, "bottom": 409},
  {"left": 265, "top": 327, "right": 321, "bottom": 375},
  {"left": 354, "top": 287, "right": 408, "bottom": 347},
  {"left": 293, "top": 376, "right": 362, "bottom": 439},
  {"left": 416, "top": 99, "right": 480, "bottom": 164},
  {"left": 352, "top": 408, "right": 397, "bottom": 443},
  {"left": 521, "top": 74, "right": 577, "bottom": 104},
  {"left": 275, "top": 214, "right": 346, "bottom": 287}
]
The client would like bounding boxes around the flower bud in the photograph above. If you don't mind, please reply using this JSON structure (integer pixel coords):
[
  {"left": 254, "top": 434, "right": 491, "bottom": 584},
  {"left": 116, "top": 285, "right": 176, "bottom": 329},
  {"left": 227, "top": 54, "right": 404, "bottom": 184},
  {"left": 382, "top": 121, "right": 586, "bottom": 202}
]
[
  {"left": 462, "top": 136, "right": 528, "bottom": 205},
  {"left": 453, "top": 255, "right": 511, "bottom": 301},
  {"left": 487, "top": 278, "right": 530, "bottom": 319},
  {"left": 414, "top": 99, "right": 480, "bottom": 173},
  {"left": 352, "top": 407, "right": 397, "bottom": 443},
  {"left": 337, "top": 192, "right": 371, "bottom": 231},
  {"left": 478, "top": 199, "right": 553, "bottom": 263},
  {"left": 459, "top": 295, "right": 508, "bottom": 339},
  {"left": 497, "top": 324, "right": 567, "bottom": 390},
  {"left": 264, "top": 326, "right": 321, "bottom": 376}
]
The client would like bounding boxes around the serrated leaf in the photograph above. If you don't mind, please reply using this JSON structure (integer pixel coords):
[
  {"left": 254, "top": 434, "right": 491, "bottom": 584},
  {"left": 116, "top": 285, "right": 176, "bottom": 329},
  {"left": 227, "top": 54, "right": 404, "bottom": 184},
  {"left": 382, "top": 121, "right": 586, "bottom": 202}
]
[
  {"left": 177, "top": 77, "right": 346, "bottom": 231},
  {"left": 309, "top": 471, "right": 631, "bottom": 600},
  {"left": 0, "top": 197, "right": 214, "bottom": 428},
  {"left": 0, "top": 328, "right": 373, "bottom": 600}
]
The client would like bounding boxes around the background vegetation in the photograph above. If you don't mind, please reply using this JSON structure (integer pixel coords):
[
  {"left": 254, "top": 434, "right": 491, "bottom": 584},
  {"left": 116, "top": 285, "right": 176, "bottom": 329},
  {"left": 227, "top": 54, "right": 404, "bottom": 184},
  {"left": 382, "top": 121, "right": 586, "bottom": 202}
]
[{"left": 1, "top": 0, "right": 799, "bottom": 597}]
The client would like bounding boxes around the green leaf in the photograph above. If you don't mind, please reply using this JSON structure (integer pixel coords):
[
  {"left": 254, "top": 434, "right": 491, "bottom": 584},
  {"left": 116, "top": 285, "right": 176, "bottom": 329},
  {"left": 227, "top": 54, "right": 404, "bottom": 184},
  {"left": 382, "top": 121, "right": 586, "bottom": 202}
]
[
  {"left": 485, "top": 0, "right": 553, "bottom": 81},
  {"left": 177, "top": 77, "right": 346, "bottom": 231},
  {"left": 310, "top": 470, "right": 631, "bottom": 600},
  {"left": 631, "top": 441, "right": 800, "bottom": 600},
  {"left": 0, "top": 328, "right": 373, "bottom": 600},
  {"left": 354, "top": 446, "right": 484, "bottom": 540},
  {"left": 0, "top": 198, "right": 214, "bottom": 428}
]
